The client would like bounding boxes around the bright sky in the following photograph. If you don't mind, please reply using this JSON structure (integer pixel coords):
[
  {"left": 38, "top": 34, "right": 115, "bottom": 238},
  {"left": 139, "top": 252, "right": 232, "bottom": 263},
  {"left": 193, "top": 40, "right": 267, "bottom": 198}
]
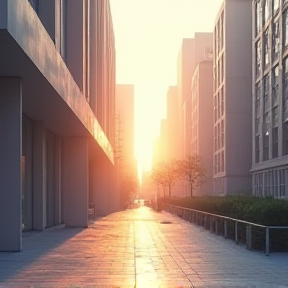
[{"left": 110, "top": 0, "right": 223, "bottom": 174}]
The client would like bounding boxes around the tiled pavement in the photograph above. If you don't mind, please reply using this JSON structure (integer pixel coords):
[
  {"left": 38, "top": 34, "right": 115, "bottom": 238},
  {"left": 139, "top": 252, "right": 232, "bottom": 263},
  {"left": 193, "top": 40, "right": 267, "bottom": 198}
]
[{"left": 0, "top": 207, "right": 288, "bottom": 288}]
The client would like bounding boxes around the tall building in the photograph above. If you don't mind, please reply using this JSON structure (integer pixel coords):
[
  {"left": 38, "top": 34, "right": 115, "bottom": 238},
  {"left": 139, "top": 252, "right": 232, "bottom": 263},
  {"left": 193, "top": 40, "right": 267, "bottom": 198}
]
[
  {"left": 166, "top": 86, "right": 180, "bottom": 160},
  {"left": 251, "top": 0, "right": 288, "bottom": 198},
  {"left": 177, "top": 33, "right": 213, "bottom": 158},
  {"left": 191, "top": 60, "right": 214, "bottom": 196},
  {"left": 213, "top": 0, "right": 252, "bottom": 195},
  {"left": 115, "top": 84, "right": 136, "bottom": 173},
  {"left": 0, "top": 0, "right": 117, "bottom": 251}
]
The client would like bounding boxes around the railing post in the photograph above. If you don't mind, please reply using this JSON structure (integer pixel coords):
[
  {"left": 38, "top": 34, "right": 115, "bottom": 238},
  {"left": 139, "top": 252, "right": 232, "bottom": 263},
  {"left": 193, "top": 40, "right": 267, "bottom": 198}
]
[
  {"left": 215, "top": 218, "right": 218, "bottom": 234},
  {"left": 210, "top": 216, "right": 213, "bottom": 232},
  {"left": 235, "top": 221, "right": 238, "bottom": 244},
  {"left": 246, "top": 225, "right": 252, "bottom": 250},
  {"left": 224, "top": 220, "right": 227, "bottom": 239},
  {"left": 265, "top": 227, "right": 270, "bottom": 256}
]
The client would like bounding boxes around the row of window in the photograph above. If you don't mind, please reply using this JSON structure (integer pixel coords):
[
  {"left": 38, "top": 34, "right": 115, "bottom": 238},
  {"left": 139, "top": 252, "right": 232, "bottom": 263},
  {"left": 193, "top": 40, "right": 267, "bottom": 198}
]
[
  {"left": 213, "top": 177, "right": 225, "bottom": 195},
  {"left": 214, "top": 11, "right": 224, "bottom": 57},
  {"left": 214, "top": 88, "right": 224, "bottom": 123},
  {"left": 214, "top": 150, "right": 225, "bottom": 175},
  {"left": 255, "top": 0, "right": 280, "bottom": 35},
  {"left": 253, "top": 168, "right": 287, "bottom": 198},
  {"left": 255, "top": 18, "right": 280, "bottom": 77},
  {"left": 214, "top": 55, "right": 224, "bottom": 89}
]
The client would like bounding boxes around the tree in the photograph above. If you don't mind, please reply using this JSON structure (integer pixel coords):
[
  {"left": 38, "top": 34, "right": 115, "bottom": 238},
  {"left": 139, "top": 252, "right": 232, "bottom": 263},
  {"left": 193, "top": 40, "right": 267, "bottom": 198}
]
[
  {"left": 120, "top": 173, "right": 139, "bottom": 209},
  {"left": 151, "top": 159, "right": 182, "bottom": 198},
  {"left": 179, "top": 155, "right": 205, "bottom": 197}
]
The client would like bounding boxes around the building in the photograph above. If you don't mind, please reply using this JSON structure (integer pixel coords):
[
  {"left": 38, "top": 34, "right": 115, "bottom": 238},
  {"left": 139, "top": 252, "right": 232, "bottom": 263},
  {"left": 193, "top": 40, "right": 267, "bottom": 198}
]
[
  {"left": 0, "top": 0, "right": 118, "bottom": 252},
  {"left": 213, "top": 0, "right": 252, "bottom": 195},
  {"left": 115, "top": 84, "right": 136, "bottom": 173},
  {"left": 166, "top": 86, "right": 180, "bottom": 160},
  {"left": 177, "top": 33, "right": 213, "bottom": 158},
  {"left": 251, "top": 0, "right": 288, "bottom": 198},
  {"left": 191, "top": 60, "right": 214, "bottom": 196}
]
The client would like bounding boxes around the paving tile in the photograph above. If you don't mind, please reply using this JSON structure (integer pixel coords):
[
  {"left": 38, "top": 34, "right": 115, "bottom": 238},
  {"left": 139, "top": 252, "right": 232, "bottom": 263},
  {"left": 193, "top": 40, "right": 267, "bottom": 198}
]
[{"left": 0, "top": 207, "right": 288, "bottom": 287}]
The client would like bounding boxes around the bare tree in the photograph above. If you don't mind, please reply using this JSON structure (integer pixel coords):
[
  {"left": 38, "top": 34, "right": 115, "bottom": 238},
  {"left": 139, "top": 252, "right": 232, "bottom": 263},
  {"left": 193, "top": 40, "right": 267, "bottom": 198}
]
[{"left": 179, "top": 155, "right": 205, "bottom": 197}]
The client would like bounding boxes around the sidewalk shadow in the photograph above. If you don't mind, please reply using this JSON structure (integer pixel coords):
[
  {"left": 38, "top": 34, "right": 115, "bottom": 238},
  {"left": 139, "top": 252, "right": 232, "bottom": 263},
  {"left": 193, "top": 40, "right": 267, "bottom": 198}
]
[{"left": 0, "top": 226, "right": 84, "bottom": 282}]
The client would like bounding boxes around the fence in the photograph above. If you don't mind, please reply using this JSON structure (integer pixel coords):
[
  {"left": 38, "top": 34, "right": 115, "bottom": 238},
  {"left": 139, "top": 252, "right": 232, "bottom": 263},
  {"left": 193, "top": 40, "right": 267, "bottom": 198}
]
[{"left": 164, "top": 204, "right": 288, "bottom": 256}]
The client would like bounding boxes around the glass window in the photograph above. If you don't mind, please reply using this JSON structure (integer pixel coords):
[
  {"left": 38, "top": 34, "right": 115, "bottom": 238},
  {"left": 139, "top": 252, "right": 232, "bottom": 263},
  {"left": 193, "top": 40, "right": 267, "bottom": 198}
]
[
  {"left": 273, "top": 0, "right": 279, "bottom": 15},
  {"left": 283, "top": 58, "right": 288, "bottom": 122},
  {"left": 221, "top": 88, "right": 224, "bottom": 116},
  {"left": 256, "top": 40, "right": 261, "bottom": 77},
  {"left": 272, "top": 126, "right": 278, "bottom": 158},
  {"left": 256, "top": 0, "right": 262, "bottom": 34},
  {"left": 263, "top": 0, "right": 269, "bottom": 24},
  {"left": 279, "top": 170, "right": 285, "bottom": 197},
  {"left": 264, "top": 29, "right": 269, "bottom": 67},
  {"left": 283, "top": 121, "right": 288, "bottom": 155},
  {"left": 272, "top": 106, "right": 279, "bottom": 127},
  {"left": 272, "top": 65, "right": 279, "bottom": 106},
  {"left": 255, "top": 136, "right": 260, "bottom": 163},
  {"left": 283, "top": 10, "right": 288, "bottom": 48},
  {"left": 221, "top": 120, "right": 224, "bottom": 148},
  {"left": 263, "top": 133, "right": 269, "bottom": 161},
  {"left": 272, "top": 21, "right": 279, "bottom": 60},
  {"left": 264, "top": 74, "right": 270, "bottom": 112},
  {"left": 255, "top": 82, "right": 261, "bottom": 117}
]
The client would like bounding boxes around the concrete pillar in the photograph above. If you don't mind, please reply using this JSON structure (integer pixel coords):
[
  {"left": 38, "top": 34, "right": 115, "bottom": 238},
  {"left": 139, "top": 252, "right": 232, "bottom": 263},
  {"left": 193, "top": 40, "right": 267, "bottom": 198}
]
[
  {"left": 107, "top": 161, "right": 119, "bottom": 214},
  {"left": 93, "top": 156, "right": 109, "bottom": 217},
  {"left": 62, "top": 137, "right": 89, "bottom": 227},
  {"left": 33, "top": 122, "right": 47, "bottom": 230},
  {"left": 0, "top": 78, "right": 22, "bottom": 252}
]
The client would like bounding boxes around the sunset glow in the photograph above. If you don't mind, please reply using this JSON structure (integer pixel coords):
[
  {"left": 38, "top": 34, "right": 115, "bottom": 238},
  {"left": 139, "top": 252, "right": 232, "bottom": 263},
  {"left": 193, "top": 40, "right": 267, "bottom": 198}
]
[{"left": 110, "top": 0, "right": 223, "bottom": 175}]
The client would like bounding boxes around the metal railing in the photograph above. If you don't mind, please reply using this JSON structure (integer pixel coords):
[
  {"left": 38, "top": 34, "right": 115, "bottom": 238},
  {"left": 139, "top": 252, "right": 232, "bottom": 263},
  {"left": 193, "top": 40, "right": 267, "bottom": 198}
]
[{"left": 165, "top": 204, "right": 288, "bottom": 256}]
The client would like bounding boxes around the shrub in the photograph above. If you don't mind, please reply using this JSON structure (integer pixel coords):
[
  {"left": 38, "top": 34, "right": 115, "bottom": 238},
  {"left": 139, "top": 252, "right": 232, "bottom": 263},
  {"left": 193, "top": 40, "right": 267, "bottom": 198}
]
[{"left": 163, "top": 196, "right": 288, "bottom": 226}]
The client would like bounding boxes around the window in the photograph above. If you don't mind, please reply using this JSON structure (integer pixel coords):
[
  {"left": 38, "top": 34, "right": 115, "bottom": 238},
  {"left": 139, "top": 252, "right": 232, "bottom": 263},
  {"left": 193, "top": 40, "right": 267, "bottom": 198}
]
[
  {"left": 283, "top": 121, "right": 288, "bottom": 155},
  {"left": 263, "top": 0, "right": 269, "bottom": 24},
  {"left": 255, "top": 136, "right": 260, "bottom": 163},
  {"left": 272, "top": 65, "right": 279, "bottom": 106},
  {"left": 283, "top": 58, "right": 288, "bottom": 122},
  {"left": 221, "top": 151, "right": 224, "bottom": 172},
  {"left": 28, "top": 0, "right": 39, "bottom": 13},
  {"left": 272, "top": 126, "right": 278, "bottom": 158},
  {"left": 255, "top": 82, "right": 261, "bottom": 117},
  {"left": 273, "top": 0, "right": 279, "bottom": 15},
  {"left": 283, "top": 10, "right": 288, "bottom": 48},
  {"left": 220, "top": 88, "right": 224, "bottom": 116},
  {"left": 272, "top": 21, "right": 279, "bottom": 60},
  {"left": 256, "top": 40, "right": 261, "bottom": 77},
  {"left": 264, "top": 172, "right": 269, "bottom": 196},
  {"left": 264, "top": 29, "right": 269, "bottom": 67},
  {"left": 263, "top": 112, "right": 270, "bottom": 161},
  {"left": 256, "top": 0, "right": 262, "bottom": 34},
  {"left": 264, "top": 74, "right": 270, "bottom": 112},
  {"left": 221, "top": 120, "right": 224, "bottom": 148},
  {"left": 272, "top": 106, "right": 279, "bottom": 127},
  {"left": 279, "top": 170, "right": 285, "bottom": 197}
]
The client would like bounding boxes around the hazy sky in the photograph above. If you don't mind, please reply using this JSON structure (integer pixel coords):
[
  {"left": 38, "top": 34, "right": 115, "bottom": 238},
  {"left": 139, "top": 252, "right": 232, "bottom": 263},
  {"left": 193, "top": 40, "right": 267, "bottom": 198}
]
[{"left": 110, "top": 0, "right": 223, "bottom": 172}]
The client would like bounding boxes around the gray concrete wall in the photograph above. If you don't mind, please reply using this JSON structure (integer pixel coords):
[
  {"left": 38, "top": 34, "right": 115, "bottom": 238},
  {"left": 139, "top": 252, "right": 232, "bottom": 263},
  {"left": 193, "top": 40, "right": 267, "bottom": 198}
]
[
  {"left": 62, "top": 137, "right": 89, "bottom": 227},
  {"left": 0, "top": 78, "right": 22, "bottom": 252},
  {"left": 32, "top": 122, "right": 47, "bottom": 230}
]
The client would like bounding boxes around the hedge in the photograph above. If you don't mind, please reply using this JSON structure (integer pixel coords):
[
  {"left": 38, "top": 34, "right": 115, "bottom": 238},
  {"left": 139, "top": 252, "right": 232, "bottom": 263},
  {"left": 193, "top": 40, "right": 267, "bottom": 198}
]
[{"left": 162, "top": 196, "right": 288, "bottom": 226}]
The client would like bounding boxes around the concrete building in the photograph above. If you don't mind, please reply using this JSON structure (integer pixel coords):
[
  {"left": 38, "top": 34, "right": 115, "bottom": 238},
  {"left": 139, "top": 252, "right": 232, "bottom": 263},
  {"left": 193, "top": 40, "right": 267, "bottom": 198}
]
[
  {"left": 213, "top": 0, "right": 252, "bottom": 195},
  {"left": 251, "top": 0, "right": 288, "bottom": 198},
  {"left": 177, "top": 33, "right": 213, "bottom": 158},
  {"left": 166, "top": 86, "right": 180, "bottom": 160},
  {"left": 115, "top": 84, "right": 136, "bottom": 173},
  {"left": 191, "top": 60, "right": 214, "bottom": 196},
  {"left": 0, "top": 0, "right": 118, "bottom": 252}
]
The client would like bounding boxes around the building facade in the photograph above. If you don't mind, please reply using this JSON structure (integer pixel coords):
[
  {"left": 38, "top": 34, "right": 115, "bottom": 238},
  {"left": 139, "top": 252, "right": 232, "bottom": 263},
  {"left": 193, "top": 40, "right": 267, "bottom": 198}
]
[
  {"left": 177, "top": 33, "right": 213, "bottom": 158},
  {"left": 251, "top": 0, "right": 288, "bottom": 198},
  {"left": 213, "top": 0, "right": 252, "bottom": 195},
  {"left": 0, "top": 0, "right": 118, "bottom": 252},
  {"left": 191, "top": 61, "right": 214, "bottom": 196}
]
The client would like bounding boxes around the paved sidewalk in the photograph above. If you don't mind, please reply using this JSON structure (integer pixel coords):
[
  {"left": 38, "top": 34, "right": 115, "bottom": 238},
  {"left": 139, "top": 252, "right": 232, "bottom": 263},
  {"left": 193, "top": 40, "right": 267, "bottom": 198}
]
[{"left": 0, "top": 206, "right": 288, "bottom": 288}]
